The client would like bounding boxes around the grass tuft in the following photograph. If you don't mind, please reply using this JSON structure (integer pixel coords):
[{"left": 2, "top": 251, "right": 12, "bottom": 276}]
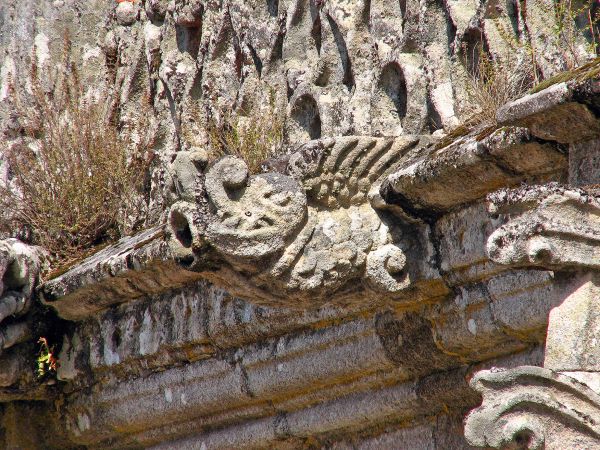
[
  {"left": 206, "top": 97, "right": 285, "bottom": 173},
  {"left": 0, "top": 36, "right": 154, "bottom": 261}
]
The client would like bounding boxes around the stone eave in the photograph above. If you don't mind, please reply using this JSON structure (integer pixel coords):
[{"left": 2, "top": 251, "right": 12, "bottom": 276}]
[{"left": 39, "top": 226, "right": 203, "bottom": 321}]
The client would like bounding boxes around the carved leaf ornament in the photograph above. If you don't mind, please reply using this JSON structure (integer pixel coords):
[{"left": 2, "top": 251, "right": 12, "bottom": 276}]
[{"left": 465, "top": 366, "right": 600, "bottom": 449}]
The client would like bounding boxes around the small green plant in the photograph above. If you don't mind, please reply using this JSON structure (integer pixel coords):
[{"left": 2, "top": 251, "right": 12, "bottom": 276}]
[
  {"left": 206, "top": 96, "right": 285, "bottom": 173},
  {"left": 36, "top": 337, "right": 57, "bottom": 378},
  {"left": 0, "top": 37, "right": 153, "bottom": 261}
]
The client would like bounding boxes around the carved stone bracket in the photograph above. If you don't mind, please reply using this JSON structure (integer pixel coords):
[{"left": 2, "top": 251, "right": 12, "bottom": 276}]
[
  {"left": 486, "top": 183, "right": 600, "bottom": 269},
  {"left": 465, "top": 183, "right": 600, "bottom": 448},
  {"left": 465, "top": 366, "right": 600, "bottom": 449},
  {"left": 167, "top": 136, "right": 447, "bottom": 307}
]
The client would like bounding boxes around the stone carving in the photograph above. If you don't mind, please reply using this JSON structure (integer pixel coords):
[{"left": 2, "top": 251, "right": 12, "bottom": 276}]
[
  {"left": 0, "top": 239, "right": 45, "bottom": 356},
  {"left": 0, "top": 240, "right": 46, "bottom": 387},
  {"left": 464, "top": 366, "right": 600, "bottom": 449},
  {"left": 168, "top": 136, "right": 445, "bottom": 306},
  {"left": 465, "top": 183, "right": 600, "bottom": 449},
  {"left": 486, "top": 183, "right": 600, "bottom": 269},
  {"left": 204, "top": 156, "right": 308, "bottom": 259}
]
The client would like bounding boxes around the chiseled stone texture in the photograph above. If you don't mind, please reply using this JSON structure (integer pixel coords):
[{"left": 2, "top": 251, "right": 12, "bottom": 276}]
[
  {"left": 0, "top": 240, "right": 46, "bottom": 389},
  {"left": 0, "top": 0, "right": 599, "bottom": 449},
  {"left": 40, "top": 273, "right": 551, "bottom": 448}
]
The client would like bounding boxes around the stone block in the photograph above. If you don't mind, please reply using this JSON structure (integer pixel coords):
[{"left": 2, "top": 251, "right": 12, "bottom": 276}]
[
  {"left": 545, "top": 272, "right": 600, "bottom": 371},
  {"left": 497, "top": 82, "right": 600, "bottom": 143},
  {"left": 569, "top": 138, "right": 600, "bottom": 186},
  {"left": 435, "top": 202, "right": 505, "bottom": 284}
]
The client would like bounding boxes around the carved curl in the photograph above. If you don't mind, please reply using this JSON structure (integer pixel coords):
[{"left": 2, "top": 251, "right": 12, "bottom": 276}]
[
  {"left": 365, "top": 244, "right": 409, "bottom": 292},
  {"left": 465, "top": 366, "right": 600, "bottom": 449},
  {"left": 204, "top": 156, "right": 308, "bottom": 259}
]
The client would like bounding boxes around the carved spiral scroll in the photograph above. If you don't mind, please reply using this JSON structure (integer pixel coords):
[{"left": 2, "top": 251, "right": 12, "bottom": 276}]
[
  {"left": 365, "top": 244, "right": 409, "bottom": 293},
  {"left": 464, "top": 366, "right": 600, "bottom": 449},
  {"left": 204, "top": 156, "right": 308, "bottom": 259},
  {"left": 486, "top": 185, "right": 600, "bottom": 270}
]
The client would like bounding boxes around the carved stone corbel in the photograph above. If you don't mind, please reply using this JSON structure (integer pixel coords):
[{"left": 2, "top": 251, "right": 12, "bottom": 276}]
[
  {"left": 465, "top": 366, "right": 600, "bottom": 449},
  {"left": 465, "top": 184, "right": 600, "bottom": 448},
  {"left": 167, "top": 136, "right": 447, "bottom": 308},
  {"left": 486, "top": 183, "right": 600, "bottom": 270}
]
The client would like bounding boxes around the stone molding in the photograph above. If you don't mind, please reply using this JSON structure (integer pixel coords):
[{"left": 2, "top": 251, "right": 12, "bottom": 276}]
[{"left": 0, "top": 239, "right": 46, "bottom": 387}]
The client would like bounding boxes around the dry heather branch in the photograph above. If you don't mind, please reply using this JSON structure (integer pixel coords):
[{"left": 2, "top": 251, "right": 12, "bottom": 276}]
[
  {"left": 0, "top": 38, "right": 153, "bottom": 260},
  {"left": 206, "top": 99, "right": 285, "bottom": 173},
  {"left": 465, "top": 46, "right": 534, "bottom": 126}
]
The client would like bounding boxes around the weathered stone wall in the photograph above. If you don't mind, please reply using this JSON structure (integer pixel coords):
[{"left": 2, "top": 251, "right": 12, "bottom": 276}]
[
  {"left": 1, "top": 1, "right": 600, "bottom": 449},
  {"left": 0, "top": 0, "right": 584, "bottom": 222}
]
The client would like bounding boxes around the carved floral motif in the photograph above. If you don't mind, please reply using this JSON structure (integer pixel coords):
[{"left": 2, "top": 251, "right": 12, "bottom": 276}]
[{"left": 167, "top": 136, "right": 444, "bottom": 306}]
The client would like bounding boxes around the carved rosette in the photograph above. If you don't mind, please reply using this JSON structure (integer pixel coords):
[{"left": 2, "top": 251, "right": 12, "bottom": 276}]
[
  {"left": 464, "top": 366, "right": 600, "bottom": 449},
  {"left": 203, "top": 156, "right": 308, "bottom": 260}
]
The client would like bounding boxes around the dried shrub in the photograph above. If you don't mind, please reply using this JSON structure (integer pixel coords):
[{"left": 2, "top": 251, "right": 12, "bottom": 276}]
[
  {"left": 0, "top": 40, "right": 153, "bottom": 260},
  {"left": 206, "top": 97, "right": 285, "bottom": 173},
  {"left": 464, "top": 45, "right": 533, "bottom": 126}
]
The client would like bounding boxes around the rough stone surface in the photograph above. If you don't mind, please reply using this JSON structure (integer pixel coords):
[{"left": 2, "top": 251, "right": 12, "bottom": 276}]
[
  {"left": 497, "top": 80, "right": 600, "bottom": 143},
  {"left": 544, "top": 273, "right": 600, "bottom": 371},
  {"left": 384, "top": 127, "right": 567, "bottom": 214},
  {"left": 486, "top": 184, "right": 600, "bottom": 270},
  {"left": 1, "top": 0, "right": 600, "bottom": 449},
  {"left": 40, "top": 226, "right": 203, "bottom": 320}
]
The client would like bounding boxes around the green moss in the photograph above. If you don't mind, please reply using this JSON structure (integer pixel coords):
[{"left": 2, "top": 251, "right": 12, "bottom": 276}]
[{"left": 433, "top": 123, "right": 472, "bottom": 150}]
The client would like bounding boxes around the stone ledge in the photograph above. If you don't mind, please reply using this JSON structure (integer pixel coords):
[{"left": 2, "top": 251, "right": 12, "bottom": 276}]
[
  {"left": 39, "top": 226, "right": 203, "bottom": 321},
  {"left": 383, "top": 127, "right": 566, "bottom": 214},
  {"left": 497, "top": 79, "right": 600, "bottom": 143}
]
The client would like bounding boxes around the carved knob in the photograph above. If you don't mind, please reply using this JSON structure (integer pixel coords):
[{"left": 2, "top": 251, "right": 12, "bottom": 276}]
[{"left": 365, "top": 244, "right": 409, "bottom": 293}]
